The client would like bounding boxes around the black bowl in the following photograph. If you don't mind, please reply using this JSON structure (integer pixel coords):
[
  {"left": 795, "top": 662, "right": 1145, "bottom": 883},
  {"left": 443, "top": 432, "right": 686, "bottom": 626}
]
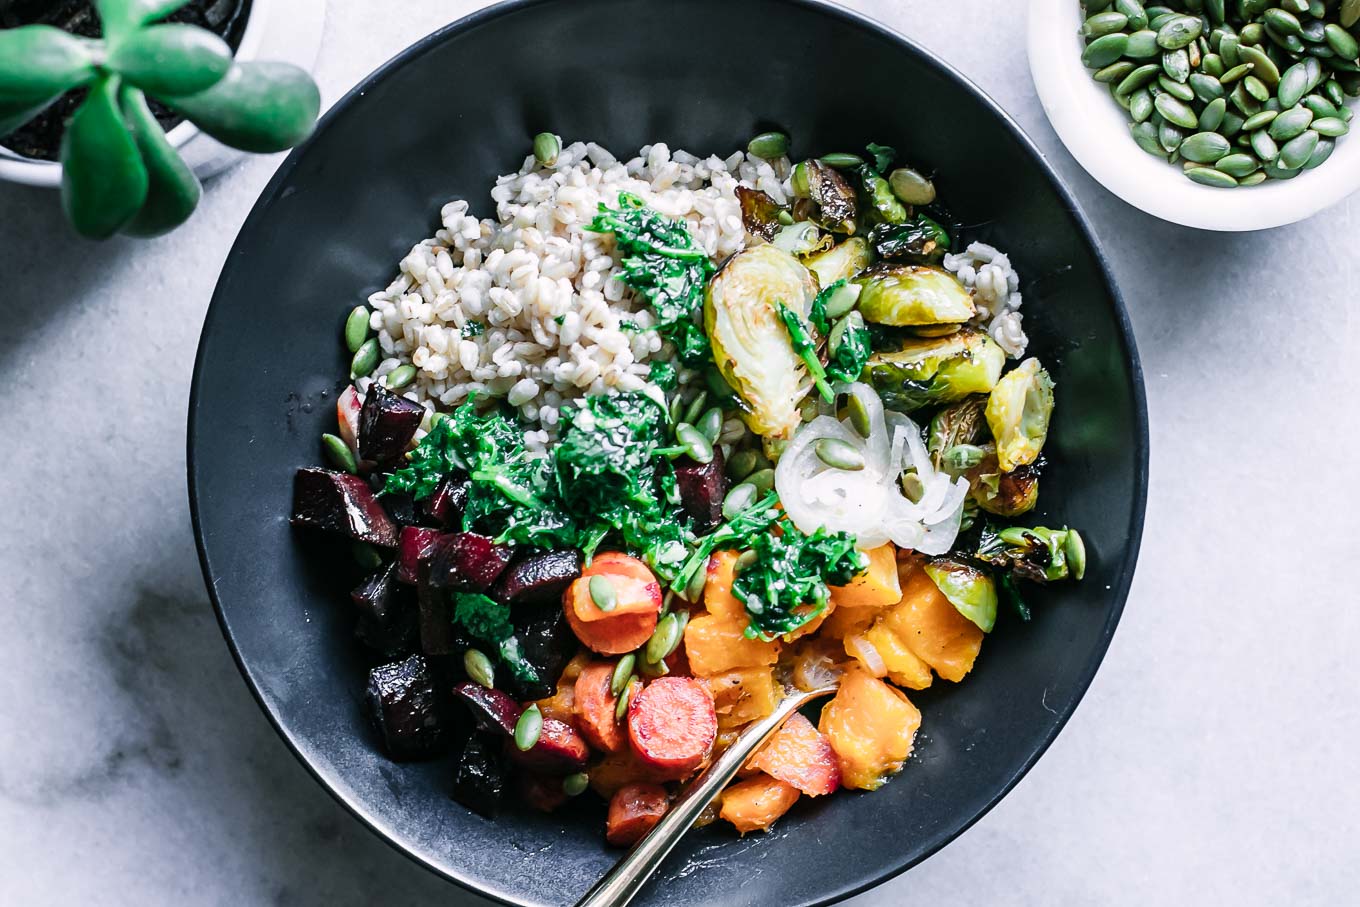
[{"left": 188, "top": 1, "right": 1148, "bottom": 904}]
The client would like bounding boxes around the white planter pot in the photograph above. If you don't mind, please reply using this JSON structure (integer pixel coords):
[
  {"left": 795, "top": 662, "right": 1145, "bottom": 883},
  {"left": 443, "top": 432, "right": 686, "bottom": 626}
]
[{"left": 0, "top": 0, "right": 326, "bottom": 188}]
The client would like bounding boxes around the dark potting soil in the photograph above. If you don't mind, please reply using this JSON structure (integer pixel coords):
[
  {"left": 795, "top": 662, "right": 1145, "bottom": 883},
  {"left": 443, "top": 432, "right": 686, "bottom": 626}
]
[{"left": 0, "top": 0, "right": 252, "bottom": 161}]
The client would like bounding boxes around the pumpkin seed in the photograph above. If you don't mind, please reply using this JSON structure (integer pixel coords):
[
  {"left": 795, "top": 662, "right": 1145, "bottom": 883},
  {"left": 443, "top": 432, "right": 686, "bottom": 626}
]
[
  {"left": 1282, "top": 0, "right": 1310, "bottom": 14},
  {"left": 344, "top": 305, "right": 370, "bottom": 353},
  {"left": 683, "top": 560, "right": 708, "bottom": 603},
  {"left": 1084, "top": 33, "right": 1131, "bottom": 68},
  {"left": 747, "top": 131, "right": 789, "bottom": 160},
  {"left": 1279, "top": 128, "right": 1320, "bottom": 167},
  {"left": 1196, "top": 97, "right": 1227, "bottom": 130},
  {"left": 1222, "top": 110, "right": 1247, "bottom": 136},
  {"left": 1159, "top": 120, "right": 1186, "bottom": 152},
  {"left": 1324, "top": 24, "right": 1360, "bottom": 61},
  {"left": 1215, "top": 152, "right": 1261, "bottom": 176},
  {"left": 727, "top": 448, "right": 759, "bottom": 481},
  {"left": 1158, "top": 15, "right": 1204, "bottom": 49},
  {"left": 942, "top": 444, "right": 986, "bottom": 471},
  {"left": 1238, "top": 45, "right": 1280, "bottom": 86},
  {"left": 1268, "top": 28, "right": 1307, "bottom": 55},
  {"left": 1263, "top": 160, "right": 1302, "bottom": 178},
  {"left": 1163, "top": 48, "right": 1192, "bottom": 81},
  {"left": 1230, "top": 81, "right": 1263, "bottom": 115},
  {"left": 514, "top": 704, "right": 543, "bottom": 751},
  {"left": 747, "top": 467, "right": 776, "bottom": 494},
  {"left": 1303, "top": 94, "right": 1341, "bottom": 118},
  {"left": 1344, "top": 0, "right": 1360, "bottom": 28},
  {"left": 1243, "top": 73, "right": 1270, "bottom": 101},
  {"left": 683, "top": 390, "right": 709, "bottom": 425},
  {"left": 562, "top": 772, "right": 589, "bottom": 797},
  {"left": 610, "top": 654, "right": 636, "bottom": 696},
  {"left": 1242, "top": 109, "right": 1278, "bottom": 130},
  {"left": 384, "top": 364, "right": 416, "bottom": 391},
  {"left": 1301, "top": 18, "right": 1327, "bottom": 45},
  {"left": 697, "top": 407, "right": 723, "bottom": 444},
  {"left": 532, "top": 132, "right": 560, "bottom": 167},
  {"left": 887, "top": 167, "right": 936, "bottom": 205},
  {"left": 1203, "top": 52, "right": 1226, "bottom": 77},
  {"left": 1131, "top": 88, "right": 1155, "bottom": 122},
  {"left": 1185, "top": 166, "right": 1239, "bottom": 186},
  {"left": 1312, "top": 116, "right": 1349, "bottom": 135},
  {"left": 1084, "top": 10, "right": 1130, "bottom": 37},
  {"left": 1159, "top": 74, "right": 1197, "bottom": 100},
  {"left": 1221, "top": 34, "right": 1242, "bottom": 67},
  {"left": 1251, "top": 129, "right": 1281, "bottom": 160},
  {"left": 1117, "top": 63, "right": 1163, "bottom": 95},
  {"left": 846, "top": 392, "right": 873, "bottom": 438},
  {"left": 322, "top": 433, "right": 357, "bottom": 474},
  {"left": 1239, "top": 170, "right": 1269, "bottom": 185},
  {"left": 1263, "top": 8, "right": 1303, "bottom": 39},
  {"left": 589, "top": 574, "right": 618, "bottom": 612},
  {"left": 1269, "top": 106, "right": 1314, "bottom": 139},
  {"left": 818, "top": 152, "right": 864, "bottom": 168},
  {"left": 1303, "top": 136, "right": 1336, "bottom": 167},
  {"left": 1278, "top": 63, "right": 1312, "bottom": 107},
  {"left": 675, "top": 423, "right": 714, "bottom": 464},
  {"left": 1189, "top": 71, "right": 1225, "bottom": 100},
  {"left": 615, "top": 677, "right": 641, "bottom": 722},
  {"left": 1063, "top": 529, "right": 1088, "bottom": 581},
  {"left": 1240, "top": 22, "right": 1265, "bottom": 46},
  {"left": 645, "top": 613, "right": 683, "bottom": 664},
  {"left": 1117, "top": 0, "right": 1150, "bottom": 30},
  {"left": 1095, "top": 60, "right": 1138, "bottom": 83},
  {"left": 1150, "top": 12, "right": 1179, "bottom": 30},
  {"left": 815, "top": 438, "right": 866, "bottom": 471},
  {"left": 351, "top": 541, "right": 383, "bottom": 570},
  {"left": 350, "top": 338, "right": 380, "bottom": 379},
  {"left": 464, "top": 649, "right": 496, "bottom": 689},
  {"left": 723, "top": 482, "right": 758, "bottom": 521},
  {"left": 1310, "top": 0, "right": 1325, "bottom": 17},
  {"left": 1155, "top": 93, "right": 1199, "bottom": 127},
  {"left": 1125, "top": 29, "right": 1163, "bottom": 58},
  {"left": 1181, "top": 131, "right": 1232, "bottom": 162}
]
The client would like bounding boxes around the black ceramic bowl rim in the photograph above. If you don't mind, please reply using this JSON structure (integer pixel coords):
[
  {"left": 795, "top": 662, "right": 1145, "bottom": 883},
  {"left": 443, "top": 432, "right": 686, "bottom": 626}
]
[{"left": 188, "top": 1, "right": 1149, "bottom": 904}]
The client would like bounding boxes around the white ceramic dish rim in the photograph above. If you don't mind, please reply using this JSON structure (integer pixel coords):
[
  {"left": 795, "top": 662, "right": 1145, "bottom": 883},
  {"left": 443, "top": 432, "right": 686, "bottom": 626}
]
[
  {"left": 0, "top": 0, "right": 275, "bottom": 188},
  {"left": 1028, "top": 0, "right": 1360, "bottom": 231}
]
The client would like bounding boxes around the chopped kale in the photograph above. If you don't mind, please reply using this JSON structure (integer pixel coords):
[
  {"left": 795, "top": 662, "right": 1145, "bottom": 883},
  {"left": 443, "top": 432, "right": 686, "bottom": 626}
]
[
  {"left": 732, "top": 519, "right": 867, "bottom": 639},
  {"left": 451, "top": 592, "right": 538, "bottom": 682},
  {"left": 777, "top": 301, "right": 834, "bottom": 403}
]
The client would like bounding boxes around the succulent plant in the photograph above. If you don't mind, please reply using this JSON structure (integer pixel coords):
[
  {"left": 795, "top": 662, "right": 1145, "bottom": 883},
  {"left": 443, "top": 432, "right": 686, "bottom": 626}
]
[{"left": 0, "top": 0, "right": 320, "bottom": 238}]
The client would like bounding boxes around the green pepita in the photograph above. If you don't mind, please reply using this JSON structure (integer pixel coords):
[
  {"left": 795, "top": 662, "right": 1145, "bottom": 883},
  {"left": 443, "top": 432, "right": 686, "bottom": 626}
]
[
  {"left": 615, "top": 677, "right": 640, "bottom": 722},
  {"left": 1238, "top": 45, "right": 1280, "bottom": 86},
  {"left": 942, "top": 444, "right": 986, "bottom": 471},
  {"left": 846, "top": 392, "right": 873, "bottom": 438},
  {"left": 1243, "top": 73, "right": 1269, "bottom": 101},
  {"left": 1221, "top": 111, "right": 1247, "bottom": 136},
  {"left": 1116, "top": 0, "right": 1149, "bottom": 30},
  {"left": 1084, "top": 33, "right": 1132, "bottom": 68},
  {"left": 645, "top": 613, "right": 683, "bottom": 664},
  {"left": 1278, "top": 62, "right": 1313, "bottom": 107},
  {"left": 1185, "top": 166, "right": 1239, "bottom": 186},
  {"left": 697, "top": 407, "right": 723, "bottom": 444},
  {"left": 344, "top": 305, "right": 370, "bottom": 353},
  {"left": 1263, "top": 8, "right": 1303, "bottom": 39},
  {"left": 1269, "top": 106, "right": 1315, "bottom": 140},
  {"left": 351, "top": 541, "right": 383, "bottom": 570},
  {"left": 1125, "top": 29, "right": 1163, "bottom": 59},
  {"left": 1155, "top": 92, "right": 1199, "bottom": 127},
  {"left": 1344, "top": 0, "right": 1360, "bottom": 28},
  {"left": 1063, "top": 529, "right": 1088, "bottom": 581},
  {"left": 1163, "top": 48, "right": 1192, "bottom": 81},
  {"left": 1159, "top": 74, "right": 1197, "bottom": 100},
  {"left": 1084, "top": 10, "right": 1130, "bottom": 37},
  {"left": 533, "top": 132, "right": 560, "bottom": 167},
  {"left": 589, "top": 574, "right": 618, "bottom": 612},
  {"left": 1241, "top": 109, "right": 1279, "bottom": 130},
  {"left": 723, "top": 482, "right": 758, "bottom": 521},
  {"left": 675, "top": 422, "right": 714, "bottom": 464},
  {"left": 610, "top": 654, "right": 636, "bottom": 696},
  {"left": 747, "top": 467, "right": 776, "bottom": 495},
  {"left": 682, "top": 390, "right": 709, "bottom": 426},
  {"left": 747, "top": 131, "right": 789, "bottom": 160},
  {"left": 1131, "top": 89, "right": 1156, "bottom": 122},
  {"left": 1158, "top": 15, "right": 1204, "bottom": 49},
  {"left": 1303, "top": 94, "right": 1341, "bottom": 118},
  {"left": 350, "top": 338, "right": 380, "bottom": 379},
  {"left": 562, "top": 772, "right": 590, "bottom": 797},
  {"left": 1203, "top": 52, "right": 1226, "bottom": 77},
  {"left": 1095, "top": 60, "right": 1139, "bottom": 83},
  {"left": 1312, "top": 116, "right": 1349, "bottom": 136},
  {"left": 514, "top": 704, "right": 543, "bottom": 751},
  {"left": 727, "top": 448, "right": 759, "bottom": 481},
  {"left": 1189, "top": 71, "right": 1226, "bottom": 100},
  {"left": 1221, "top": 34, "right": 1242, "bottom": 67},
  {"left": 1215, "top": 152, "right": 1260, "bottom": 176},
  {"left": 823, "top": 282, "right": 861, "bottom": 320},
  {"left": 887, "top": 167, "right": 936, "bottom": 206},
  {"left": 1118, "top": 63, "right": 1163, "bottom": 95},
  {"left": 322, "top": 433, "right": 357, "bottom": 474},
  {"left": 1251, "top": 129, "right": 1281, "bottom": 161},
  {"left": 1303, "top": 136, "right": 1336, "bottom": 168},
  {"left": 1230, "top": 81, "right": 1263, "bottom": 115},
  {"left": 1180, "top": 131, "right": 1232, "bottom": 162},
  {"left": 1198, "top": 96, "right": 1228, "bottom": 130},
  {"left": 385, "top": 364, "right": 417, "bottom": 390},
  {"left": 814, "top": 438, "right": 865, "bottom": 471},
  {"left": 464, "top": 648, "right": 496, "bottom": 689},
  {"left": 1240, "top": 22, "right": 1265, "bottom": 46},
  {"left": 1159, "top": 120, "right": 1186, "bottom": 152},
  {"left": 1131, "top": 121, "right": 1167, "bottom": 157},
  {"left": 818, "top": 152, "right": 865, "bottom": 168},
  {"left": 1278, "top": 129, "right": 1320, "bottom": 168},
  {"left": 1239, "top": 170, "right": 1269, "bottom": 185}
]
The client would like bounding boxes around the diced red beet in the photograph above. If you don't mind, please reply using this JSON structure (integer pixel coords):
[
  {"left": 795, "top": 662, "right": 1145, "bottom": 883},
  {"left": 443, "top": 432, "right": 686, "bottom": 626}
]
[
  {"left": 518, "top": 772, "right": 569, "bottom": 813},
  {"left": 490, "top": 549, "right": 583, "bottom": 605},
  {"left": 452, "top": 682, "right": 521, "bottom": 737},
  {"left": 428, "top": 532, "right": 513, "bottom": 591},
  {"left": 365, "top": 654, "right": 448, "bottom": 760},
  {"left": 420, "top": 474, "right": 470, "bottom": 527},
  {"left": 352, "top": 563, "right": 418, "bottom": 655},
  {"left": 398, "top": 527, "right": 444, "bottom": 585},
  {"left": 358, "top": 383, "right": 425, "bottom": 463},
  {"left": 291, "top": 467, "right": 399, "bottom": 547},
  {"left": 416, "top": 567, "right": 459, "bottom": 656},
  {"left": 504, "top": 599, "right": 578, "bottom": 702},
  {"left": 452, "top": 732, "right": 509, "bottom": 818},
  {"left": 508, "top": 717, "right": 590, "bottom": 775},
  {"left": 673, "top": 448, "right": 728, "bottom": 533}
]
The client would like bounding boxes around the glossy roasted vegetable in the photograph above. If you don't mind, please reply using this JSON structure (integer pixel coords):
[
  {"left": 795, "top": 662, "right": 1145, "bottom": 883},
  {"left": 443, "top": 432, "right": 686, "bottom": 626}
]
[
  {"left": 976, "top": 524, "right": 1084, "bottom": 584},
  {"left": 793, "top": 159, "right": 857, "bottom": 233},
  {"left": 854, "top": 264, "right": 975, "bottom": 326},
  {"left": 869, "top": 215, "right": 951, "bottom": 263},
  {"left": 770, "top": 221, "right": 832, "bottom": 258},
  {"left": 803, "top": 236, "right": 872, "bottom": 288},
  {"left": 985, "top": 358, "right": 1055, "bottom": 472},
  {"left": 705, "top": 245, "right": 819, "bottom": 440},
  {"left": 970, "top": 453, "right": 1041, "bottom": 517},
  {"left": 736, "top": 186, "right": 783, "bottom": 241},
  {"left": 864, "top": 330, "right": 1006, "bottom": 412},
  {"left": 922, "top": 559, "right": 998, "bottom": 633},
  {"left": 857, "top": 165, "right": 907, "bottom": 225},
  {"left": 927, "top": 397, "right": 987, "bottom": 470}
]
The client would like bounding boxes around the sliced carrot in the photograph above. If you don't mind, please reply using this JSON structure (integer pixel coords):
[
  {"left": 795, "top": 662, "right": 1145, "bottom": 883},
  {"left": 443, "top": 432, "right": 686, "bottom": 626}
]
[
  {"left": 719, "top": 774, "right": 801, "bottom": 834},
  {"left": 606, "top": 782, "right": 669, "bottom": 847},
  {"left": 575, "top": 661, "right": 626, "bottom": 753},
  {"left": 627, "top": 677, "right": 717, "bottom": 780},
  {"left": 749, "top": 712, "right": 840, "bottom": 796},
  {"left": 563, "top": 552, "right": 662, "bottom": 655},
  {"left": 587, "top": 748, "right": 668, "bottom": 799}
]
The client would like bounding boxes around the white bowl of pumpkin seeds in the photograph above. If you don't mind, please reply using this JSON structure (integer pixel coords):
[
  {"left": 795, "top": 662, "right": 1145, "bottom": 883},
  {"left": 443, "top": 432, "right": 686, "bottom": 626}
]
[{"left": 1029, "top": 0, "right": 1360, "bottom": 230}]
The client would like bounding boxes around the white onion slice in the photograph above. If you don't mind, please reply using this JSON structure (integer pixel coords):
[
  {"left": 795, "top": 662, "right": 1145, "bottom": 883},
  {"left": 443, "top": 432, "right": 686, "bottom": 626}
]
[{"left": 845, "top": 634, "right": 887, "bottom": 677}]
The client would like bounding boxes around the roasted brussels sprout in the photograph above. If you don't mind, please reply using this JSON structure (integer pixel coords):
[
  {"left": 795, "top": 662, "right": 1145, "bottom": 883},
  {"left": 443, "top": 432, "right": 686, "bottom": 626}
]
[
  {"left": 858, "top": 165, "right": 908, "bottom": 225},
  {"left": 864, "top": 329, "right": 1006, "bottom": 412},
  {"left": 870, "top": 215, "right": 951, "bottom": 263},
  {"left": 927, "top": 396, "right": 987, "bottom": 470},
  {"left": 972, "top": 459, "right": 1040, "bottom": 517},
  {"left": 854, "top": 264, "right": 975, "bottom": 327},
  {"left": 705, "top": 245, "right": 819, "bottom": 440},
  {"left": 736, "top": 186, "right": 783, "bottom": 241},
  {"left": 923, "top": 560, "right": 998, "bottom": 632},
  {"left": 771, "top": 221, "right": 832, "bottom": 258},
  {"left": 975, "top": 524, "right": 1082, "bottom": 584},
  {"left": 803, "top": 236, "right": 872, "bottom": 288},
  {"left": 793, "top": 159, "right": 857, "bottom": 233},
  {"left": 985, "top": 358, "right": 1054, "bottom": 472}
]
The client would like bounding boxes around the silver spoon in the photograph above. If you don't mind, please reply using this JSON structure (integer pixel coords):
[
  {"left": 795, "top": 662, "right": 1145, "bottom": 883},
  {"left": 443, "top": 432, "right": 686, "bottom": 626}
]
[{"left": 574, "top": 683, "right": 839, "bottom": 907}]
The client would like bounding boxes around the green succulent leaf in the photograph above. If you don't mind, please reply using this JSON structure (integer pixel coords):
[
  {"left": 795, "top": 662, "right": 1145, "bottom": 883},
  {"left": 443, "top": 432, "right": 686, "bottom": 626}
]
[
  {"left": 164, "top": 61, "right": 321, "bottom": 153},
  {"left": 107, "top": 24, "right": 233, "bottom": 97},
  {"left": 0, "top": 26, "right": 99, "bottom": 136},
  {"left": 94, "top": 0, "right": 196, "bottom": 41},
  {"left": 118, "top": 85, "right": 201, "bottom": 236},
  {"left": 60, "top": 75, "right": 149, "bottom": 240}
]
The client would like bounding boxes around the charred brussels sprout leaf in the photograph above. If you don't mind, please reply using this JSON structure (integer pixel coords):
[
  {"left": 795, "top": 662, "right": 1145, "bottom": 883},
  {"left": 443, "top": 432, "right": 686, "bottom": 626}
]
[
  {"left": 855, "top": 264, "right": 975, "bottom": 326},
  {"left": 798, "top": 159, "right": 858, "bottom": 233},
  {"left": 865, "top": 329, "right": 1006, "bottom": 412},
  {"left": 971, "top": 456, "right": 1041, "bottom": 517},
  {"left": 771, "top": 221, "right": 832, "bottom": 258},
  {"left": 736, "top": 186, "right": 783, "bottom": 241},
  {"left": 858, "top": 165, "right": 908, "bottom": 225},
  {"left": 928, "top": 396, "right": 987, "bottom": 470},
  {"left": 870, "top": 215, "right": 952, "bottom": 263},
  {"left": 866, "top": 142, "right": 897, "bottom": 172},
  {"left": 803, "top": 236, "right": 873, "bottom": 288},
  {"left": 705, "top": 245, "right": 819, "bottom": 440},
  {"left": 923, "top": 560, "right": 997, "bottom": 632},
  {"left": 976, "top": 524, "right": 1077, "bottom": 584},
  {"left": 985, "top": 358, "right": 1055, "bottom": 472}
]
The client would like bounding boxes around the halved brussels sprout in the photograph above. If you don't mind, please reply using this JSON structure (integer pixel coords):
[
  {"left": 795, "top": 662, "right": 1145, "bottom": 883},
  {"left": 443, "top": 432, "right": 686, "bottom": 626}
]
[
  {"left": 976, "top": 525, "right": 1076, "bottom": 584},
  {"left": 923, "top": 560, "right": 998, "bottom": 633},
  {"left": 795, "top": 159, "right": 857, "bottom": 233},
  {"left": 771, "top": 221, "right": 833, "bottom": 258},
  {"left": 705, "top": 245, "right": 819, "bottom": 440},
  {"left": 803, "top": 236, "right": 872, "bottom": 288},
  {"left": 736, "top": 186, "right": 783, "bottom": 241},
  {"left": 973, "top": 463, "right": 1040, "bottom": 517},
  {"left": 864, "top": 329, "right": 1006, "bottom": 412},
  {"left": 927, "top": 396, "right": 987, "bottom": 470},
  {"left": 870, "top": 215, "right": 951, "bottom": 263},
  {"left": 854, "top": 264, "right": 975, "bottom": 326},
  {"left": 985, "top": 358, "right": 1055, "bottom": 472}
]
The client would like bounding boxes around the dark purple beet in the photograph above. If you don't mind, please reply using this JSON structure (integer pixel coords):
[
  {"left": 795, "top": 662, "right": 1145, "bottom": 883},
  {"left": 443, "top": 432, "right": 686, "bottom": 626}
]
[
  {"left": 420, "top": 473, "right": 471, "bottom": 527},
  {"left": 452, "top": 682, "right": 521, "bottom": 737},
  {"left": 673, "top": 447, "right": 728, "bottom": 533},
  {"left": 416, "top": 568, "right": 459, "bottom": 656},
  {"left": 351, "top": 563, "right": 417, "bottom": 655},
  {"left": 428, "top": 532, "right": 513, "bottom": 591},
  {"left": 503, "top": 599, "right": 577, "bottom": 701},
  {"left": 452, "top": 732, "right": 509, "bottom": 818},
  {"left": 490, "top": 549, "right": 583, "bottom": 605},
  {"left": 358, "top": 384, "right": 425, "bottom": 463},
  {"left": 290, "top": 467, "right": 399, "bottom": 547},
  {"left": 365, "top": 654, "right": 448, "bottom": 760},
  {"left": 507, "top": 718, "right": 590, "bottom": 775},
  {"left": 398, "top": 526, "right": 444, "bottom": 586},
  {"left": 381, "top": 490, "right": 418, "bottom": 526}
]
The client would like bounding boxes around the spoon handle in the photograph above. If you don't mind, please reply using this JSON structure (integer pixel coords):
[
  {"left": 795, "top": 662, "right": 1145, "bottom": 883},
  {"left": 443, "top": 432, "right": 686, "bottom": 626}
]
[{"left": 574, "top": 685, "right": 835, "bottom": 907}]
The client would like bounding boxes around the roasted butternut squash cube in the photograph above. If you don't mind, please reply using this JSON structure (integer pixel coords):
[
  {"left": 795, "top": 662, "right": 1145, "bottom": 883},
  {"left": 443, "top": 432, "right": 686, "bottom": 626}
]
[
  {"left": 863, "top": 621, "right": 933, "bottom": 690},
  {"left": 818, "top": 603, "right": 880, "bottom": 640},
  {"left": 702, "top": 550, "right": 747, "bottom": 622},
  {"left": 708, "top": 667, "right": 780, "bottom": 726},
  {"left": 882, "top": 568, "right": 983, "bottom": 682},
  {"left": 720, "top": 773, "right": 801, "bottom": 834},
  {"left": 684, "top": 612, "right": 780, "bottom": 677},
  {"left": 818, "top": 667, "right": 921, "bottom": 790},
  {"left": 829, "top": 544, "right": 901, "bottom": 609}
]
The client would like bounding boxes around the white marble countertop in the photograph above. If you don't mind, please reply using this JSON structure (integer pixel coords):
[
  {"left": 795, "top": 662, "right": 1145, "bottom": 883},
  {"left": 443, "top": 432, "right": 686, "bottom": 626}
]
[{"left": 2, "top": 2, "right": 1355, "bottom": 904}]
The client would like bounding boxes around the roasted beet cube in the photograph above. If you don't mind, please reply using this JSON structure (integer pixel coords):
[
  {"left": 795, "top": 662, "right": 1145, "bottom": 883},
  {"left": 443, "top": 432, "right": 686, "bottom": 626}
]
[
  {"left": 673, "top": 448, "right": 728, "bottom": 533},
  {"left": 291, "top": 467, "right": 399, "bottom": 547},
  {"left": 420, "top": 473, "right": 470, "bottom": 527},
  {"left": 507, "top": 717, "right": 590, "bottom": 775},
  {"left": 503, "top": 599, "right": 577, "bottom": 701},
  {"left": 365, "top": 654, "right": 447, "bottom": 760},
  {"left": 398, "top": 527, "right": 444, "bottom": 586},
  {"left": 416, "top": 569, "right": 459, "bottom": 656},
  {"left": 452, "top": 732, "right": 509, "bottom": 818},
  {"left": 452, "top": 682, "right": 521, "bottom": 737},
  {"left": 352, "top": 563, "right": 417, "bottom": 655},
  {"left": 490, "top": 550, "right": 583, "bottom": 605},
  {"left": 358, "top": 384, "right": 425, "bottom": 463},
  {"left": 428, "top": 532, "right": 513, "bottom": 591},
  {"left": 381, "top": 490, "right": 418, "bottom": 527}
]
